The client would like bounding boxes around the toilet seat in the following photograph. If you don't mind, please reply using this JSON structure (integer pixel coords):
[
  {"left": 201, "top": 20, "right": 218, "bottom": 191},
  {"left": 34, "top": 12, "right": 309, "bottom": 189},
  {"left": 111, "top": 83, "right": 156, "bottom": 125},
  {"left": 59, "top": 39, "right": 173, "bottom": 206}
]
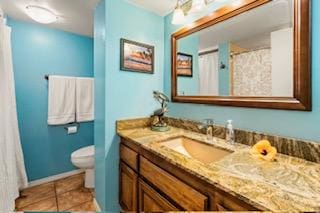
[
  {"left": 71, "top": 145, "right": 94, "bottom": 159},
  {"left": 71, "top": 145, "right": 95, "bottom": 169}
]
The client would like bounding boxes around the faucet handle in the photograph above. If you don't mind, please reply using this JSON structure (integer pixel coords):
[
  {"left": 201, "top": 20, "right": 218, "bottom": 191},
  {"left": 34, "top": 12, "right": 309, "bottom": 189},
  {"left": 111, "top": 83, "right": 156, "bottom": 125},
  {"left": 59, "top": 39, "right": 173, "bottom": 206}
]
[{"left": 198, "top": 118, "right": 214, "bottom": 129}]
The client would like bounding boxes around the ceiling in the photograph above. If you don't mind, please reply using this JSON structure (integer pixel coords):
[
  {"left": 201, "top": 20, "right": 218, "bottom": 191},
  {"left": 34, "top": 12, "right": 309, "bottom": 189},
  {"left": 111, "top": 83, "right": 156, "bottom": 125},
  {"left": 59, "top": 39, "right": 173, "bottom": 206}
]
[
  {"left": 197, "top": 0, "right": 293, "bottom": 51},
  {"left": 126, "top": 0, "right": 177, "bottom": 16},
  {"left": 0, "top": 0, "right": 100, "bottom": 37}
]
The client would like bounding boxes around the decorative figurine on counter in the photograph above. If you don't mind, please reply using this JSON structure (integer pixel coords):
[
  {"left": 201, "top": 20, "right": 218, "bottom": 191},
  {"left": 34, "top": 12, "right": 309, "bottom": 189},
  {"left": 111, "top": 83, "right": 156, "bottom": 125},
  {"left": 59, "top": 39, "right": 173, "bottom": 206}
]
[{"left": 151, "top": 91, "right": 170, "bottom": 132}]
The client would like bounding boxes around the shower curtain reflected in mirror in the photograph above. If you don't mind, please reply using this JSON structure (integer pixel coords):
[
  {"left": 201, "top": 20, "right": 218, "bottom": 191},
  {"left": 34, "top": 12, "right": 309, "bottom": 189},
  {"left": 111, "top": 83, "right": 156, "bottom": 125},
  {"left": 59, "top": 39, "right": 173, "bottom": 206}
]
[
  {"left": 0, "top": 21, "right": 28, "bottom": 211},
  {"left": 232, "top": 49, "right": 272, "bottom": 96},
  {"left": 199, "top": 52, "right": 219, "bottom": 96}
]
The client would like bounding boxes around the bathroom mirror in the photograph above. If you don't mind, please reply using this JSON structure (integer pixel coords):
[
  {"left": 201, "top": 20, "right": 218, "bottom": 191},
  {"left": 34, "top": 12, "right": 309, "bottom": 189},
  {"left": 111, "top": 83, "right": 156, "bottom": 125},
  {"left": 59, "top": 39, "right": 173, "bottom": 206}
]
[{"left": 171, "top": 0, "right": 311, "bottom": 110}]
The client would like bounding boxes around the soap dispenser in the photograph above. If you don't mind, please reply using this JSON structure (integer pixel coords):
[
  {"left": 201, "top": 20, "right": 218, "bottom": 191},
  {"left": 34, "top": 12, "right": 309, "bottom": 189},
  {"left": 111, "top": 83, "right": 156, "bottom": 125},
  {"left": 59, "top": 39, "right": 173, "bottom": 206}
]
[{"left": 226, "top": 120, "right": 235, "bottom": 145}]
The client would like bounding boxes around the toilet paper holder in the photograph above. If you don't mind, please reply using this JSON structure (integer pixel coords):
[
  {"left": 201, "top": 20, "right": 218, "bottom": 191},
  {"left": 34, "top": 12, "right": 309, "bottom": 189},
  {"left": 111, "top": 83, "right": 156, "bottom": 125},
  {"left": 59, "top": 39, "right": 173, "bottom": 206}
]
[{"left": 64, "top": 122, "right": 81, "bottom": 134}]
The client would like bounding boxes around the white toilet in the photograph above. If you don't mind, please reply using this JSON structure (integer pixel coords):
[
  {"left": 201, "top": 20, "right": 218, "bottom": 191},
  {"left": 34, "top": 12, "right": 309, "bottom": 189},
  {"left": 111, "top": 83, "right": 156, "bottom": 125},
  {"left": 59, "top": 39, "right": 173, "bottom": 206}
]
[{"left": 71, "top": 145, "right": 95, "bottom": 188}]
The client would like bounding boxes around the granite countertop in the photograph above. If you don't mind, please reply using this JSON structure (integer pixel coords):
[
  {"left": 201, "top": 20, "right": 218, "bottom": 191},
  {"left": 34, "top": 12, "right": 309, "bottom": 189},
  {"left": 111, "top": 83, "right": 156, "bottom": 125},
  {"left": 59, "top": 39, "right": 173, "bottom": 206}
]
[{"left": 117, "top": 126, "right": 320, "bottom": 212}]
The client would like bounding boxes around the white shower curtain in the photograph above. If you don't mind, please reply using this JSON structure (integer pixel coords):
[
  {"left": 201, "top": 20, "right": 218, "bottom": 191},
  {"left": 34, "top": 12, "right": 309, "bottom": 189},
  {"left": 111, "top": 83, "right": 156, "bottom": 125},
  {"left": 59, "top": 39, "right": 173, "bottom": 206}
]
[
  {"left": 0, "top": 21, "right": 28, "bottom": 211},
  {"left": 199, "top": 52, "right": 219, "bottom": 95}
]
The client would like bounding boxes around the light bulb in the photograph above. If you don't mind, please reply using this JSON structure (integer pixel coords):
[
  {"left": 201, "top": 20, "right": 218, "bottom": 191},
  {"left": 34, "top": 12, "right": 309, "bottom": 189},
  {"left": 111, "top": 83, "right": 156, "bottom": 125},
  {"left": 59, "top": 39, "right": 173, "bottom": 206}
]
[{"left": 172, "top": 7, "right": 185, "bottom": 25}]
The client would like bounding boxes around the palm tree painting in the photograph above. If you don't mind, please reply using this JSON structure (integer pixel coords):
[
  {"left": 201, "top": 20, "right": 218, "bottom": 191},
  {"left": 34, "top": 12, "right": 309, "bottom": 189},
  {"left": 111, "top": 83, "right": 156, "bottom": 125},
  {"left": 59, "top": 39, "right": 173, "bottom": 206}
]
[
  {"left": 121, "top": 39, "right": 154, "bottom": 73},
  {"left": 177, "top": 52, "right": 193, "bottom": 77}
]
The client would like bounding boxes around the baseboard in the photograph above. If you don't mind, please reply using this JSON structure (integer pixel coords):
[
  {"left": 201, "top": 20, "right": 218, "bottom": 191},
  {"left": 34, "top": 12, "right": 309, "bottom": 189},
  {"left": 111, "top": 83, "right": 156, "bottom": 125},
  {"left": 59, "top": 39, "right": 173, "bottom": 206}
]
[
  {"left": 26, "top": 169, "right": 84, "bottom": 189},
  {"left": 93, "top": 198, "right": 101, "bottom": 212}
]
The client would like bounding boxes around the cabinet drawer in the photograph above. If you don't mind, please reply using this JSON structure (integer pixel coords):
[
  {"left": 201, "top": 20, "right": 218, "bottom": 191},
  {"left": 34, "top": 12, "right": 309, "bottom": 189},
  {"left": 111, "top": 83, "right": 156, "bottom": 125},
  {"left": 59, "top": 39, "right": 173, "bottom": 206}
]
[
  {"left": 140, "top": 156, "right": 208, "bottom": 210},
  {"left": 214, "top": 191, "right": 256, "bottom": 211},
  {"left": 139, "top": 179, "right": 178, "bottom": 212},
  {"left": 120, "top": 144, "right": 138, "bottom": 171}
]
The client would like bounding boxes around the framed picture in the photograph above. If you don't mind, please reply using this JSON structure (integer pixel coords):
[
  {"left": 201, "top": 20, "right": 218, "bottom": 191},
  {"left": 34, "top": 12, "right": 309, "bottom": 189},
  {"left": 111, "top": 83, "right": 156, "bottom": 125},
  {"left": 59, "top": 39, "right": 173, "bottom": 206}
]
[
  {"left": 177, "top": 52, "right": 193, "bottom": 77},
  {"left": 120, "top": 38, "right": 154, "bottom": 74}
]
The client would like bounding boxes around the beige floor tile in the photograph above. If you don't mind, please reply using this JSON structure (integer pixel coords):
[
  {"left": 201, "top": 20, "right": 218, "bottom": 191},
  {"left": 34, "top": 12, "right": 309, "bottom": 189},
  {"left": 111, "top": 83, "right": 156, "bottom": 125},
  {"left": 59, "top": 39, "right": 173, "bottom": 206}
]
[
  {"left": 55, "top": 173, "right": 85, "bottom": 195},
  {"left": 57, "top": 187, "right": 93, "bottom": 211},
  {"left": 15, "top": 182, "right": 56, "bottom": 209},
  {"left": 16, "top": 197, "right": 57, "bottom": 211},
  {"left": 67, "top": 201, "right": 96, "bottom": 211}
]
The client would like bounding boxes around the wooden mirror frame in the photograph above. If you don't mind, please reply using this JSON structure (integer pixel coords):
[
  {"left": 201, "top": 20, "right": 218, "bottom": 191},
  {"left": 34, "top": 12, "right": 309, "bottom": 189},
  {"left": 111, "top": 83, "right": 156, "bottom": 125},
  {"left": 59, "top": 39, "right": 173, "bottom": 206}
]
[{"left": 171, "top": 0, "right": 311, "bottom": 111}]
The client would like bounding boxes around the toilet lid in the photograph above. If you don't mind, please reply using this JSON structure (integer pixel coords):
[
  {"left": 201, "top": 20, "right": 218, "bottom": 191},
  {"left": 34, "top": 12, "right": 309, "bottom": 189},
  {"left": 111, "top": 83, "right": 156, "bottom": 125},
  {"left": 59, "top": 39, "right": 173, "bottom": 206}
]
[{"left": 72, "top": 145, "right": 94, "bottom": 159}]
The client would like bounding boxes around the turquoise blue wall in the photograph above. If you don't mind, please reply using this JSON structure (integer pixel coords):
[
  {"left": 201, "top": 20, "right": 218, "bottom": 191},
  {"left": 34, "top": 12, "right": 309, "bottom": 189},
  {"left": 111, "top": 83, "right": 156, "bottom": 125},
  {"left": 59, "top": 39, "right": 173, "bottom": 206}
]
[
  {"left": 177, "top": 34, "right": 200, "bottom": 95},
  {"left": 164, "top": 0, "right": 320, "bottom": 142},
  {"left": 94, "top": 0, "right": 106, "bottom": 209},
  {"left": 94, "top": 0, "right": 164, "bottom": 210},
  {"left": 8, "top": 18, "right": 94, "bottom": 181},
  {"left": 218, "top": 42, "right": 230, "bottom": 95}
]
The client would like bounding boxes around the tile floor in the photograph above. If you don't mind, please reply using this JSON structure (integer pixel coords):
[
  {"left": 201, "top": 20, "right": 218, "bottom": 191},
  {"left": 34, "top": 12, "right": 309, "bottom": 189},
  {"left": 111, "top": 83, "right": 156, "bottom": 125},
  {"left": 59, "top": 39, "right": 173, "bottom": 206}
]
[{"left": 15, "top": 173, "right": 96, "bottom": 212}]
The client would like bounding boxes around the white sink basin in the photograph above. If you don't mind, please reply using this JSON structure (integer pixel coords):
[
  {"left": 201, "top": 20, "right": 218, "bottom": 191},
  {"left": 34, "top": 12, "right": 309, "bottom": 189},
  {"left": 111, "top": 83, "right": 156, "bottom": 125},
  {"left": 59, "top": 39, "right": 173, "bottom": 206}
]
[{"left": 161, "top": 137, "right": 233, "bottom": 164}]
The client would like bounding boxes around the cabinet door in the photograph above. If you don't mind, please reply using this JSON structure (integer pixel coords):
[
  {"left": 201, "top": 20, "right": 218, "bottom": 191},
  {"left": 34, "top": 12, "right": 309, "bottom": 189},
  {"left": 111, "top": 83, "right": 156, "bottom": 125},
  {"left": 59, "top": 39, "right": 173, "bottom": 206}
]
[
  {"left": 139, "top": 179, "right": 179, "bottom": 212},
  {"left": 119, "top": 162, "right": 137, "bottom": 211}
]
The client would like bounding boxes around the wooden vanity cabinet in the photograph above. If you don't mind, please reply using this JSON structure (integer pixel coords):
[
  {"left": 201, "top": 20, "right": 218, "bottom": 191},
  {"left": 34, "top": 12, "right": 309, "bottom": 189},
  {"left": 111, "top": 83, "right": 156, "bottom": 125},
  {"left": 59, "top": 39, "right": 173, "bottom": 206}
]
[{"left": 119, "top": 140, "right": 259, "bottom": 212}]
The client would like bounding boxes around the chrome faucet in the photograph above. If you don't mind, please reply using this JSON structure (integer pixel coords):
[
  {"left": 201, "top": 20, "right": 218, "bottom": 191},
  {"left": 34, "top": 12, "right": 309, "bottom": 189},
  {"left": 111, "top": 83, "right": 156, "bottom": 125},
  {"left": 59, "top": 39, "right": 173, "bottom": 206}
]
[{"left": 198, "top": 119, "right": 214, "bottom": 141}]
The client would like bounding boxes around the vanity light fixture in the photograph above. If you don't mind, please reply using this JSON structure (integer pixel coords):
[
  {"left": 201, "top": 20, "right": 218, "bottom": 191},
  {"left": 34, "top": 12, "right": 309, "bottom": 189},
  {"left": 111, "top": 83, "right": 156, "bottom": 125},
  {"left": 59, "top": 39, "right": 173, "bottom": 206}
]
[
  {"left": 172, "top": 0, "right": 186, "bottom": 25},
  {"left": 188, "top": 0, "right": 207, "bottom": 14},
  {"left": 25, "top": 6, "right": 58, "bottom": 24},
  {"left": 172, "top": 0, "right": 233, "bottom": 25}
]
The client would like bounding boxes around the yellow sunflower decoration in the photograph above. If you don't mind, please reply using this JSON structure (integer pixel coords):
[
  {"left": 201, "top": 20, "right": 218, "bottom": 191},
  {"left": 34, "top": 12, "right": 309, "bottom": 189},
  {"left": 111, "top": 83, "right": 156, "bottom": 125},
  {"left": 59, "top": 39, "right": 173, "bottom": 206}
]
[{"left": 250, "top": 140, "right": 277, "bottom": 161}]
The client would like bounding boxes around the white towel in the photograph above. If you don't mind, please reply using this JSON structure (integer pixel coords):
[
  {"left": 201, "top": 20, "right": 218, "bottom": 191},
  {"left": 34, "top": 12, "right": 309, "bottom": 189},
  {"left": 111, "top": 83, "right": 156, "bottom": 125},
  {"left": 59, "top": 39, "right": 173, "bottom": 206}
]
[
  {"left": 76, "top": 77, "right": 94, "bottom": 122},
  {"left": 47, "top": 76, "right": 76, "bottom": 125}
]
